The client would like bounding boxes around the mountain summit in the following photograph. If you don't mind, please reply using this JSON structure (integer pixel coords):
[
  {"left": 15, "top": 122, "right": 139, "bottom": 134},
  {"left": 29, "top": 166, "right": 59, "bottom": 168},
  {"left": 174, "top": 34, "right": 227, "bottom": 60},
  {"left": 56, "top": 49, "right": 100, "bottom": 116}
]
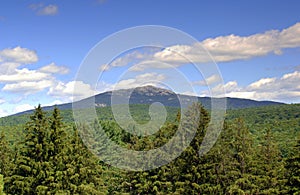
[{"left": 132, "top": 85, "right": 175, "bottom": 96}]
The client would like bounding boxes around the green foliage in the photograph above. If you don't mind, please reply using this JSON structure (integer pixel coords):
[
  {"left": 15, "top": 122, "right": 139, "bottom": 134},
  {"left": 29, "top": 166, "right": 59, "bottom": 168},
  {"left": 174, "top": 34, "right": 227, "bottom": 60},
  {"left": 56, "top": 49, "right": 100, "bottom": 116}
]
[
  {"left": 286, "top": 135, "right": 300, "bottom": 194},
  {"left": 227, "top": 104, "right": 300, "bottom": 156},
  {"left": 0, "top": 132, "right": 13, "bottom": 178},
  {"left": 0, "top": 103, "right": 299, "bottom": 194},
  {"left": 5, "top": 105, "right": 52, "bottom": 194},
  {"left": 4, "top": 106, "right": 106, "bottom": 194},
  {"left": 255, "top": 126, "right": 286, "bottom": 194},
  {"left": 0, "top": 174, "right": 5, "bottom": 195}
]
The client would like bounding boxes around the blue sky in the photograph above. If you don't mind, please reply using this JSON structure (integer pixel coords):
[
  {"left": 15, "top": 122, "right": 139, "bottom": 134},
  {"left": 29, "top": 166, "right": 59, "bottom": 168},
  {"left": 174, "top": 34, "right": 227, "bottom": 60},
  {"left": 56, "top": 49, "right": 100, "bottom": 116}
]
[{"left": 1, "top": 0, "right": 300, "bottom": 116}]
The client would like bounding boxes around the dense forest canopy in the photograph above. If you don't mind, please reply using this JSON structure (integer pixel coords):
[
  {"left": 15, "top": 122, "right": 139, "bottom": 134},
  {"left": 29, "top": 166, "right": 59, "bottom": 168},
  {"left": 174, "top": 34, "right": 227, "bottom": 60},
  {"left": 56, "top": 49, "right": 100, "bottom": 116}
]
[{"left": 0, "top": 103, "right": 299, "bottom": 194}]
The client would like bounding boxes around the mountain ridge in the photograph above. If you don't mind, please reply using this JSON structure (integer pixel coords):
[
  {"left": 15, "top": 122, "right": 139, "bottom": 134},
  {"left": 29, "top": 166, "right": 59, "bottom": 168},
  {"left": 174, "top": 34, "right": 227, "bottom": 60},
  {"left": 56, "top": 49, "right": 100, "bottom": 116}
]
[{"left": 10, "top": 85, "right": 284, "bottom": 117}]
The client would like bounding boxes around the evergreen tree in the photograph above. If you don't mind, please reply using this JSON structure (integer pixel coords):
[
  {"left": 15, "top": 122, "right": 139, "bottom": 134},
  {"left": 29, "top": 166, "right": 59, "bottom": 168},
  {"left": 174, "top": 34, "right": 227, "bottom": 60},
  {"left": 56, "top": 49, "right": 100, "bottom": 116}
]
[
  {"left": 196, "top": 121, "right": 231, "bottom": 194},
  {"left": 226, "top": 118, "right": 259, "bottom": 194},
  {"left": 47, "top": 107, "right": 69, "bottom": 193},
  {"left": 63, "top": 127, "right": 106, "bottom": 194},
  {"left": 119, "top": 103, "right": 210, "bottom": 194},
  {"left": 286, "top": 135, "right": 300, "bottom": 194},
  {"left": 168, "top": 102, "right": 210, "bottom": 194},
  {"left": 0, "top": 174, "right": 5, "bottom": 195},
  {"left": 256, "top": 126, "right": 286, "bottom": 194},
  {"left": 5, "top": 106, "right": 107, "bottom": 194},
  {"left": 0, "top": 132, "right": 12, "bottom": 178},
  {"left": 5, "top": 105, "right": 53, "bottom": 194}
]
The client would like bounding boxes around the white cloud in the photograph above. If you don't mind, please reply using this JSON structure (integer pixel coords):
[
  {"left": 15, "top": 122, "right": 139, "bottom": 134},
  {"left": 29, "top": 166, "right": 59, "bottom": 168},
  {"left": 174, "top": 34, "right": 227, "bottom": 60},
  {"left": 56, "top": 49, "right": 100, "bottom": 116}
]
[
  {"left": 43, "top": 100, "right": 64, "bottom": 106},
  {"left": 0, "top": 46, "right": 74, "bottom": 99},
  {"left": 0, "top": 46, "right": 38, "bottom": 64},
  {"left": 130, "top": 60, "right": 182, "bottom": 72},
  {"left": 193, "top": 74, "right": 222, "bottom": 86},
  {"left": 153, "top": 44, "right": 209, "bottom": 64},
  {"left": 0, "top": 108, "right": 8, "bottom": 118},
  {"left": 113, "top": 72, "right": 166, "bottom": 90},
  {"left": 48, "top": 81, "right": 96, "bottom": 101},
  {"left": 38, "top": 4, "right": 58, "bottom": 16},
  {"left": 181, "top": 91, "right": 198, "bottom": 96},
  {"left": 13, "top": 104, "right": 34, "bottom": 113},
  {"left": 155, "top": 23, "right": 300, "bottom": 64},
  {"left": 39, "top": 63, "right": 69, "bottom": 74},
  {"left": 279, "top": 23, "right": 300, "bottom": 48},
  {"left": 103, "top": 22, "right": 300, "bottom": 72},
  {"left": 0, "top": 62, "right": 22, "bottom": 75},
  {"left": 2, "top": 80, "right": 53, "bottom": 94},
  {"left": 0, "top": 98, "right": 5, "bottom": 104},
  {"left": 201, "top": 71, "right": 300, "bottom": 102},
  {"left": 100, "top": 50, "right": 158, "bottom": 71},
  {"left": 30, "top": 4, "right": 58, "bottom": 16},
  {"left": 0, "top": 68, "right": 51, "bottom": 82},
  {"left": 96, "top": 80, "right": 114, "bottom": 93},
  {"left": 248, "top": 77, "right": 276, "bottom": 89}
]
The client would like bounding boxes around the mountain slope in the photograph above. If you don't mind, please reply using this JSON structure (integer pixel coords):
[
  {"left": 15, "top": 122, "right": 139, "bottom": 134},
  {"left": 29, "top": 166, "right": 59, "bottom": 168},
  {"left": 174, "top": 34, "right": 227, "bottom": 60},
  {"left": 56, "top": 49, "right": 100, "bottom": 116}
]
[{"left": 11, "top": 85, "right": 284, "bottom": 116}]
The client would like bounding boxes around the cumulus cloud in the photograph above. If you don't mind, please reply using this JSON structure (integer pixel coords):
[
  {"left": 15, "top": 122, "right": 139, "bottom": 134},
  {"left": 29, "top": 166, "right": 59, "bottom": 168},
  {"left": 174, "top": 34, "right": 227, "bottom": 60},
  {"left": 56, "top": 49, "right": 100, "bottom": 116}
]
[
  {"left": 0, "top": 47, "right": 54, "bottom": 95},
  {"left": 43, "top": 100, "right": 63, "bottom": 106},
  {"left": 130, "top": 60, "right": 182, "bottom": 72},
  {"left": 248, "top": 77, "right": 276, "bottom": 90},
  {"left": 0, "top": 68, "right": 51, "bottom": 82},
  {"left": 0, "top": 62, "right": 21, "bottom": 75},
  {"left": 101, "top": 22, "right": 300, "bottom": 71},
  {"left": 39, "top": 63, "right": 69, "bottom": 74},
  {"left": 113, "top": 72, "right": 166, "bottom": 90},
  {"left": 30, "top": 4, "right": 58, "bottom": 16},
  {"left": 193, "top": 74, "right": 222, "bottom": 86},
  {"left": 279, "top": 23, "right": 300, "bottom": 48},
  {"left": 201, "top": 71, "right": 300, "bottom": 102},
  {"left": 99, "top": 50, "right": 159, "bottom": 71},
  {"left": 0, "top": 45, "right": 91, "bottom": 115},
  {"left": 154, "top": 23, "right": 300, "bottom": 64},
  {"left": 2, "top": 80, "right": 54, "bottom": 95},
  {"left": 0, "top": 46, "right": 38, "bottom": 64},
  {"left": 48, "top": 81, "right": 96, "bottom": 101},
  {"left": 0, "top": 46, "right": 75, "bottom": 98},
  {"left": 13, "top": 104, "right": 34, "bottom": 113}
]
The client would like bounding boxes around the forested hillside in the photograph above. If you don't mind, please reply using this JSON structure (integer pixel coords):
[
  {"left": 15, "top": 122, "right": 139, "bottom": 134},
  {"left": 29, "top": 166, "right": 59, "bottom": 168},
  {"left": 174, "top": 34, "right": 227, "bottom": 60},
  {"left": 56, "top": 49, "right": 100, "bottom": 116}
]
[{"left": 0, "top": 103, "right": 299, "bottom": 194}]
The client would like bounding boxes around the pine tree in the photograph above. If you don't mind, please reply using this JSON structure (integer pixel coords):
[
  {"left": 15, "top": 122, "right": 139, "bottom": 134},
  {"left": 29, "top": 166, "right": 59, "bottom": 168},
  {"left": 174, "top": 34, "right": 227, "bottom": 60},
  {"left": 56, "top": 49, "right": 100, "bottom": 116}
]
[
  {"left": 119, "top": 103, "right": 210, "bottom": 194},
  {"left": 0, "top": 174, "right": 5, "bottom": 195},
  {"left": 5, "top": 106, "right": 107, "bottom": 194},
  {"left": 170, "top": 102, "right": 210, "bottom": 194},
  {"left": 285, "top": 135, "right": 300, "bottom": 194},
  {"left": 0, "top": 132, "right": 12, "bottom": 178},
  {"left": 5, "top": 105, "right": 53, "bottom": 194},
  {"left": 47, "top": 107, "right": 69, "bottom": 193},
  {"left": 256, "top": 126, "right": 286, "bottom": 194},
  {"left": 214, "top": 121, "right": 240, "bottom": 194},
  {"left": 226, "top": 118, "right": 259, "bottom": 194},
  {"left": 63, "top": 127, "right": 106, "bottom": 194}
]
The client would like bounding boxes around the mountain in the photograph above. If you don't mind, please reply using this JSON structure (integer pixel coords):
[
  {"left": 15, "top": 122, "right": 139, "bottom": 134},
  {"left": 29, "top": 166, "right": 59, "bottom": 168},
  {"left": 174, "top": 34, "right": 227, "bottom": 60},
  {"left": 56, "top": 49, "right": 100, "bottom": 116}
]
[{"left": 12, "top": 85, "right": 284, "bottom": 116}]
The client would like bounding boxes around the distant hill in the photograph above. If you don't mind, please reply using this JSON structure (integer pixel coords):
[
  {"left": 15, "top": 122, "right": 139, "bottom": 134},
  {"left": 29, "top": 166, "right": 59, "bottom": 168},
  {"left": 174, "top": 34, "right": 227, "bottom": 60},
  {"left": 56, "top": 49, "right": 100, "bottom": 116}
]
[{"left": 11, "top": 85, "right": 284, "bottom": 117}]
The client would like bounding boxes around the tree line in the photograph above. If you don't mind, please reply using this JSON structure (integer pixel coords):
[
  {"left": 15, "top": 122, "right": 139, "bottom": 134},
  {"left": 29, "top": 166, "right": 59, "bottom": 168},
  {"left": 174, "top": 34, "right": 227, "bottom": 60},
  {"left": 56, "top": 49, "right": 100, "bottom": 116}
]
[{"left": 0, "top": 103, "right": 299, "bottom": 194}]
